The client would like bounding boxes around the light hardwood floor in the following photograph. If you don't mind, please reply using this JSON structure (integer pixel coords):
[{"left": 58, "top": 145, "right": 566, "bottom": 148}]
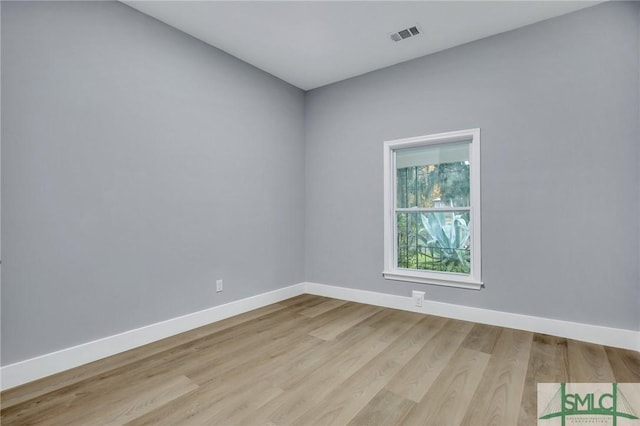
[{"left": 1, "top": 295, "right": 638, "bottom": 425}]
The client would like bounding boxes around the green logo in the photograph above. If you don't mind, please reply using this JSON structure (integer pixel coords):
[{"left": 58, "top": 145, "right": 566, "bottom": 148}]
[{"left": 538, "top": 383, "right": 639, "bottom": 426}]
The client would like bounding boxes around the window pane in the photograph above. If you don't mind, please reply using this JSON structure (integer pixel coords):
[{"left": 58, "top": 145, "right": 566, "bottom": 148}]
[
  {"left": 396, "top": 211, "right": 471, "bottom": 274},
  {"left": 396, "top": 143, "right": 470, "bottom": 208}
]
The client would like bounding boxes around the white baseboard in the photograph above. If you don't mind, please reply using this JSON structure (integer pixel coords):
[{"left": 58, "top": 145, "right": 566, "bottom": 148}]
[
  {"left": 0, "top": 283, "right": 305, "bottom": 391},
  {"left": 3, "top": 281, "right": 637, "bottom": 391},
  {"left": 303, "top": 282, "right": 640, "bottom": 352}
]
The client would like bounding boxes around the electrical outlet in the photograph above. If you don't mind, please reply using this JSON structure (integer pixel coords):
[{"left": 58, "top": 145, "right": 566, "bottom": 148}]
[
  {"left": 412, "top": 290, "right": 425, "bottom": 307},
  {"left": 216, "top": 279, "right": 223, "bottom": 292}
]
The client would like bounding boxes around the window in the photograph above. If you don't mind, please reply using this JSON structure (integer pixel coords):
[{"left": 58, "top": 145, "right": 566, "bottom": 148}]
[{"left": 383, "top": 128, "right": 482, "bottom": 290}]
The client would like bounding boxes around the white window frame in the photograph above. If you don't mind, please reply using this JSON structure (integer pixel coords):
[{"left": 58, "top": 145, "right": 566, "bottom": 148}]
[{"left": 383, "top": 128, "right": 483, "bottom": 290}]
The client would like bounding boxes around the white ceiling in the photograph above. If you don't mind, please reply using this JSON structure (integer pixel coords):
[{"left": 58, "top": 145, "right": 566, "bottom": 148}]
[{"left": 123, "top": 1, "right": 600, "bottom": 91}]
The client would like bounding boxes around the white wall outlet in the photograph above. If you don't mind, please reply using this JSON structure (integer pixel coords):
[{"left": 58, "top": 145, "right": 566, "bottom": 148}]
[
  {"left": 412, "top": 290, "right": 425, "bottom": 307},
  {"left": 216, "top": 279, "right": 223, "bottom": 292}
]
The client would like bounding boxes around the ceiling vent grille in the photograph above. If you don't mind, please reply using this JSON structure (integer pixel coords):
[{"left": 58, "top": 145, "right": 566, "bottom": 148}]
[{"left": 390, "top": 25, "right": 421, "bottom": 42}]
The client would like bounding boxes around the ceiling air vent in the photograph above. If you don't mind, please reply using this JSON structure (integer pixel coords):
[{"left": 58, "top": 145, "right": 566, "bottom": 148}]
[{"left": 390, "top": 25, "right": 421, "bottom": 42}]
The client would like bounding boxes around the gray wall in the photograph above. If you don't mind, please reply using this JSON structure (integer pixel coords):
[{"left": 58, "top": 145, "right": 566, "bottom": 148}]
[
  {"left": 637, "top": 3, "right": 640, "bottom": 308},
  {"left": 1, "top": 1, "right": 305, "bottom": 365},
  {"left": 305, "top": 2, "right": 640, "bottom": 331}
]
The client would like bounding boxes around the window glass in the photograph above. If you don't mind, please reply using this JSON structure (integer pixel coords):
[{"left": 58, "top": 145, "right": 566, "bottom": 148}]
[{"left": 396, "top": 142, "right": 470, "bottom": 209}]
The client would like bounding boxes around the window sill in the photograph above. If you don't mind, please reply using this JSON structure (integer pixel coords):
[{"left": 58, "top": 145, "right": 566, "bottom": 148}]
[{"left": 382, "top": 270, "right": 483, "bottom": 290}]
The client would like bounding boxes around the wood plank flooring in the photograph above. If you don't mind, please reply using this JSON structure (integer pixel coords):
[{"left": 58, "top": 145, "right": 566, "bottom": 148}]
[{"left": 1, "top": 294, "right": 638, "bottom": 425}]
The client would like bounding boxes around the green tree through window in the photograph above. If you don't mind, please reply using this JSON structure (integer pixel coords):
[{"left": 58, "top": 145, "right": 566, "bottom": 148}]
[{"left": 396, "top": 161, "right": 471, "bottom": 273}]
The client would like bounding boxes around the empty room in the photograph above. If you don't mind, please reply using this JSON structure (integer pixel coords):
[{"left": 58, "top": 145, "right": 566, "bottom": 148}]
[{"left": 1, "top": 1, "right": 639, "bottom": 425}]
